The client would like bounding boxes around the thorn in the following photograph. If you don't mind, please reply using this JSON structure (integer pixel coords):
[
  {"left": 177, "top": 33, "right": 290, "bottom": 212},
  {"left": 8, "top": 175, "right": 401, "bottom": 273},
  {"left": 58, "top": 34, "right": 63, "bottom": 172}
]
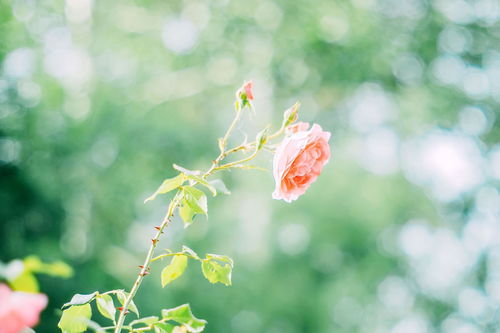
[
  {"left": 117, "top": 307, "right": 130, "bottom": 314},
  {"left": 151, "top": 239, "right": 158, "bottom": 245},
  {"left": 138, "top": 265, "right": 144, "bottom": 269},
  {"left": 140, "top": 271, "right": 150, "bottom": 276},
  {"left": 154, "top": 226, "right": 161, "bottom": 231}
]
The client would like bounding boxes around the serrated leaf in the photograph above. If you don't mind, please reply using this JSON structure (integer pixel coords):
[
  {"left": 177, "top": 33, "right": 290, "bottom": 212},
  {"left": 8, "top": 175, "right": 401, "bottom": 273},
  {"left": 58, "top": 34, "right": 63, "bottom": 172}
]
[
  {"left": 145, "top": 175, "right": 185, "bottom": 203},
  {"left": 182, "top": 186, "right": 207, "bottom": 215},
  {"left": 96, "top": 294, "right": 115, "bottom": 322},
  {"left": 58, "top": 304, "right": 92, "bottom": 333},
  {"left": 185, "top": 175, "right": 216, "bottom": 196},
  {"left": 178, "top": 200, "right": 195, "bottom": 227},
  {"left": 154, "top": 322, "right": 176, "bottom": 333},
  {"left": 130, "top": 316, "right": 159, "bottom": 326},
  {"left": 63, "top": 292, "right": 98, "bottom": 308},
  {"left": 161, "top": 304, "right": 207, "bottom": 333},
  {"left": 201, "top": 260, "right": 232, "bottom": 286},
  {"left": 117, "top": 290, "right": 139, "bottom": 317},
  {"left": 161, "top": 255, "right": 188, "bottom": 287},
  {"left": 209, "top": 179, "right": 230, "bottom": 195},
  {"left": 205, "top": 254, "right": 234, "bottom": 267},
  {"left": 182, "top": 246, "right": 199, "bottom": 260}
]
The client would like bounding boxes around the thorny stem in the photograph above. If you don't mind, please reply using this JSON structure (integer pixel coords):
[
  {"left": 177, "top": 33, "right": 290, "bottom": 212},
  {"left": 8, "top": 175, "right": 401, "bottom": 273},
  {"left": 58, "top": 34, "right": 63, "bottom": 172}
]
[
  {"left": 113, "top": 105, "right": 286, "bottom": 333},
  {"left": 114, "top": 193, "right": 181, "bottom": 332}
]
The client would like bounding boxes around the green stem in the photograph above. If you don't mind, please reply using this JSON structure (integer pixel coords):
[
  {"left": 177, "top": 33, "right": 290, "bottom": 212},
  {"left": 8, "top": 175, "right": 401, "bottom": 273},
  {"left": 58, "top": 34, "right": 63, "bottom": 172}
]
[
  {"left": 214, "top": 149, "right": 259, "bottom": 171},
  {"left": 114, "top": 194, "right": 181, "bottom": 333},
  {"left": 221, "top": 108, "right": 243, "bottom": 149}
]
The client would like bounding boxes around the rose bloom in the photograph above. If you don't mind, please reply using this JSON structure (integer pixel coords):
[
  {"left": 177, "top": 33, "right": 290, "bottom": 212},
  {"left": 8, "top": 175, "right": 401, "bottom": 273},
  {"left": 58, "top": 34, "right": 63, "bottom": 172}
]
[
  {"left": 0, "top": 284, "right": 48, "bottom": 333},
  {"left": 273, "top": 122, "right": 331, "bottom": 202}
]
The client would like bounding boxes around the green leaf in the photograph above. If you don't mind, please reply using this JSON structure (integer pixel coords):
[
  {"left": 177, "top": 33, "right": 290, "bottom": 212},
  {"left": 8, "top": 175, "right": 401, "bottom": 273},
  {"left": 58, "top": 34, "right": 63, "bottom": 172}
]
[
  {"left": 182, "top": 186, "right": 207, "bottom": 215},
  {"left": 144, "top": 174, "right": 185, "bottom": 203},
  {"left": 154, "top": 322, "right": 176, "bottom": 333},
  {"left": 185, "top": 175, "right": 216, "bottom": 196},
  {"left": 161, "top": 304, "right": 207, "bottom": 333},
  {"left": 172, "top": 164, "right": 201, "bottom": 176},
  {"left": 178, "top": 200, "right": 195, "bottom": 227},
  {"left": 96, "top": 294, "right": 115, "bottom": 322},
  {"left": 58, "top": 304, "right": 92, "bottom": 333},
  {"left": 63, "top": 292, "right": 98, "bottom": 308},
  {"left": 209, "top": 179, "right": 230, "bottom": 195},
  {"left": 86, "top": 319, "right": 106, "bottom": 333},
  {"left": 8, "top": 257, "right": 72, "bottom": 292},
  {"left": 9, "top": 270, "right": 39, "bottom": 292},
  {"left": 130, "top": 316, "right": 159, "bottom": 326},
  {"left": 44, "top": 261, "right": 74, "bottom": 278},
  {"left": 24, "top": 256, "right": 73, "bottom": 277},
  {"left": 201, "top": 260, "right": 232, "bottom": 286},
  {"left": 178, "top": 186, "right": 208, "bottom": 228},
  {"left": 22, "top": 256, "right": 43, "bottom": 271},
  {"left": 161, "top": 255, "right": 188, "bottom": 287},
  {"left": 116, "top": 290, "right": 139, "bottom": 317},
  {"left": 205, "top": 254, "right": 234, "bottom": 267},
  {"left": 182, "top": 245, "right": 199, "bottom": 260}
]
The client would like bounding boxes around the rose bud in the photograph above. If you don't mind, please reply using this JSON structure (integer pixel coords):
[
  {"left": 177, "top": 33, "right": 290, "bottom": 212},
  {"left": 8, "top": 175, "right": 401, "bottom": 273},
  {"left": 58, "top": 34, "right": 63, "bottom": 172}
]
[
  {"left": 282, "top": 102, "right": 300, "bottom": 128},
  {"left": 235, "top": 81, "right": 254, "bottom": 110}
]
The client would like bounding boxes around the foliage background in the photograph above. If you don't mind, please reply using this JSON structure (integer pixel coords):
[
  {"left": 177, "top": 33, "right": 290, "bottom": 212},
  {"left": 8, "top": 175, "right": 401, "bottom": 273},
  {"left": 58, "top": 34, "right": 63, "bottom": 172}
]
[{"left": 1, "top": 0, "right": 500, "bottom": 332}]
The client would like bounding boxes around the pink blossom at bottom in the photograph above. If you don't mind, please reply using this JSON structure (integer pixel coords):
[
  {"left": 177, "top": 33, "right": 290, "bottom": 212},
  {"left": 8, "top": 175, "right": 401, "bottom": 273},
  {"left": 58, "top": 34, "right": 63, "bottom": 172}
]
[{"left": 0, "top": 284, "right": 48, "bottom": 333}]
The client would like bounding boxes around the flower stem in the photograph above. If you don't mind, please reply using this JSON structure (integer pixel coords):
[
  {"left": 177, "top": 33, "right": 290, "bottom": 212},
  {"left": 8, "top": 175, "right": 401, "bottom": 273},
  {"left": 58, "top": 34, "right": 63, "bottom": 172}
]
[{"left": 114, "top": 194, "right": 180, "bottom": 333}]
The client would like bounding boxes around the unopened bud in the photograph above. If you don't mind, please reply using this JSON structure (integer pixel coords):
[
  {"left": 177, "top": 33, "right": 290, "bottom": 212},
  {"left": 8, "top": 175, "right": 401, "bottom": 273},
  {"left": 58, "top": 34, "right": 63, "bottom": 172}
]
[
  {"left": 256, "top": 127, "right": 270, "bottom": 150},
  {"left": 236, "top": 81, "right": 253, "bottom": 100},
  {"left": 282, "top": 102, "right": 300, "bottom": 127},
  {"left": 235, "top": 81, "right": 254, "bottom": 109}
]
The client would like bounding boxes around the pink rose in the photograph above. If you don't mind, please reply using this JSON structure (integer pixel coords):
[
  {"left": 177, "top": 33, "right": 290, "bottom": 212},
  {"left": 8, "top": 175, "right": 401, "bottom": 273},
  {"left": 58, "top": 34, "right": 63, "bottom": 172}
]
[
  {"left": 272, "top": 122, "right": 331, "bottom": 202},
  {"left": 243, "top": 81, "right": 253, "bottom": 100},
  {"left": 0, "top": 284, "right": 48, "bottom": 333}
]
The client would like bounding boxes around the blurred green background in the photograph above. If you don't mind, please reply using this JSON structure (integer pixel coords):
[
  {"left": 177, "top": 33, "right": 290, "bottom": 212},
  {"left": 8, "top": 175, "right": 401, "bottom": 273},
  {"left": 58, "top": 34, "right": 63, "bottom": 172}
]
[{"left": 1, "top": 0, "right": 500, "bottom": 332}]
